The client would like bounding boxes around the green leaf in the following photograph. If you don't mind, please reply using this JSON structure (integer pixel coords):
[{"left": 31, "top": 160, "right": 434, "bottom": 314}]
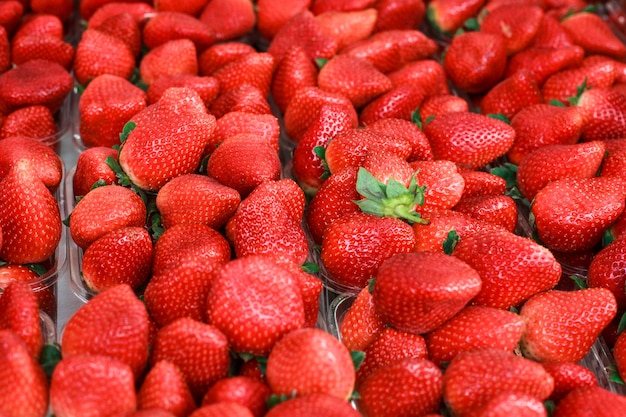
[
  {"left": 62, "top": 214, "right": 71, "bottom": 227},
  {"left": 25, "top": 263, "right": 46, "bottom": 276},
  {"left": 609, "top": 365, "right": 625, "bottom": 384},
  {"left": 39, "top": 343, "right": 62, "bottom": 379},
  {"left": 89, "top": 179, "right": 108, "bottom": 191},
  {"left": 463, "top": 17, "right": 480, "bottom": 31},
  {"left": 149, "top": 212, "right": 164, "bottom": 242},
  {"left": 617, "top": 312, "right": 626, "bottom": 335},
  {"left": 411, "top": 109, "right": 423, "bottom": 129},
  {"left": 544, "top": 400, "right": 556, "bottom": 415},
  {"left": 548, "top": 99, "right": 566, "bottom": 107},
  {"left": 570, "top": 275, "right": 587, "bottom": 290},
  {"left": 353, "top": 198, "right": 386, "bottom": 217},
  {"left": 385, "top": 178, "right": 409, "bottom": 199},
  {"left": 487, "top": 113, "right": 510, "bottom": 124},
  {"left": 119, "top": 121, "right": 136, "bottom": 144},
  {"left": 315, "top": 57, "right": 328, "bottom": 70},
  {"left": 509, "top": 306, "right": 520, "bottom": 314},
  {"left": 603, "top": 229, "right": 616, "bottom": 247},
  {"left": 266, "top": 393, "right": 293, "bottom": 410},
  {"left": 442, "top": 230, "right": 459, "bottom": 255},
  {"left": 301, "top": 262, "right": 320, "bottom": 274},
  {"left": 355, "top": 167, "right": 387, "bottom": 201},
  {"left": 425, "top": 114, "right": 435, "bottom": 126},
  {"left": 368, "top": 278, "right": 375, "bottom": 294},
  {"left": 313, "top": 145, "right": 331, "bottom": 179},
  {"left": 350, "top": 391, "right": 361, "bottom": 401},
  {"left": 351, "top": 351, "right": 365, "bottom": 371}
]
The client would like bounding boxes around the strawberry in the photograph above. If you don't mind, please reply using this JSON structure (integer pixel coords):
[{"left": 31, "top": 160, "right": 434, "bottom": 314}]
[
  {"left": 443, "top": 348, "right": 554, "bottom": 417},
  {"left": 357, "top": 358, "right": 442, "bottom": 417},
  {"left": 541, "top": 59, "right": 616, "bottom": 105},
  {"left": 506, "top": 103, "right": 586, "bottom": 165},
  {"left": 142, "top": 11, "right": 214, "bottom": 52},
  {"left": 453, "top": 194, "right": 518, "bottom": 232},
  {"left": 418, "top": 93, "right": 469, "bottom": 121},
  {"left": 0, "top": 159, "right": 61, "bottom": 264},
  {"left": 359, "top": 84, "right": 426, "bottom": 125},
  {"left": 150, "top": 317, "right": 230, "bottom": 400},
  {"left": 423, "top": 112, "right": 516, "bottom": 169},
  {"left": 588, "top": 235, "right": 626, "bottom": 309},
  {"left": 78, "top": 74, "right": 148, "bottom": 148},
  {"left": 156, "top": 174, "right": 240, "bottom": 230},
  {"left": 361, "top": 149, "right": 414, "bottom": 188},
  {"left": 80, "top": 227, "right": 153, "bottom": 293},
  {"left": 11, "top": 34, "right": 75, "bottom": 70},
  {"left": 255, "top": 0, "right": 311, "bottom": 40},
  {"left": 139, "top": 39, "right": 199, "bottom": 86},
  {"left": 72, "top": 147, "right": 119, "bottom": 198},
  {"left": 480, "top": 4, "right": 544, "bottom": 55},
  {"left": 264, "top": 394, "right": 360, "bottom": 417},
  {"left": 552, "top": 386, "right": 626, "bottom": 417},
  {"left": 520, "top": 288, "right": 617, "bottom": 362},
  {"left": 85, "top": 2, "right": 155, "bottom": 28},
  {"left": 561, "top": 10, "right": 626, "bottom": 59},
  {"left": 505, "top": 46, "right": 585, "bottom": 86},
  {"left": 270, "top": 45, "right": 318, "bottom": 114},
  {"left": 206, "top": 111, "right": 279, "bottom": 157},
  {"left": 0, "top": 330, "right": 48, "bottom": 417},
  {"left": 287, "top": 265, "right": 323, "bottom": 328},
  {"left": 372, "top": 251, "right": 481, "bottom": 334},
  {"left": 13, "top": 14, "right": 64, "bottom": 41},
  {"left": 73, "top": 29, "right": 135, "bottom": 87},
  {"left": 209, "top": 84, "right": 272, "bottom": 118},
  {"left": 338, "top": 287, "right": 385, "bottom": 351},
  {"left": 201, "top": 376, "right": 271, "bottom": 417},
  {"left": 443, "top": 30, "right": 507, "bottom": 94},
  {"left": 0, "top": 135, "right": 63, "bottom": 190},
  {"left": 373, "top": 0, "right": 426, "bottom": 32},
  {"left": 266, "top": 327, "right": 355, "bottom": 400},
  {"left": 120, "top": 410, "right": 179, "bottom": 417},
  {"left": 154, "top": 0, "right": 208, "bottom": 15},
  {"left": 364, "top": 117, "right": 434, "bottom": 162},
  {"left": 387, "top": 59, "right": 450, "bottom": 97},
  {"left": 311, "top": 0, "right": 376, "bottom": 14},
  {"left": 0, "top": 26, "right": 8, "bottom": 73},
  {"left": 0, "top": 0, "right": 23, "bottom": 36},
  {"left": 30, "top": 0, "right": 73, "bottom": 21},
  {"left": 119, "top": 87, "right": 216, "bottom": 191},
  {"left": 61, "top": 284, "right": 151, "bottom": 378},
  {"left": 426, "top": 0, "right": 485, "bottom": 37},
  {"left": 146, "top": 75, "right": 219, "bottom": 109},
  {"left": 516, "top": 141, "right": 606, "bottom": 201},
  {"left": 315, "top": 8, "right": 378, "bottom": 51},
  {"left": 320, "top": 212, "right": 417, "bottom": 290},
  {"left": 531, "top": 176, "right": 626, "bottom": 253},
  {"left": 410, "top": 160, "right": 465, "bottom": 214},
  {"left": 531, "top": 13, "right": 576, "bottom": 49},
  {"left": 198, "top": 42, "right": 256, "bottom": 76},
  {"left": 198, "top": 0, "right": 256, "bottom": 42},
  {"left": 577, "top": 87, "right": 626, "bottom": 141},
  {"left": 213, "top": 52, "right": 276, "bottom": 98},
  {"left": 479, "top": 69, "right": 543, "bottom": 120},
  {"left": 137, "top": 360, "right": 197, "bottom": 417},
  {"left": 463, "top": 393, "right": 547, "bottom": 417},
  {"left": 50, "top": 355, "right": 137, "bottom": 417},
  {"left": 453, "top": 228, "right": 561, "bottom": 309},
  {"left": 69, "top": 184, "right": 147, "bottom": 250},
  {"left": 267, "top": 10, "right": 339, "bottom": 62},
  {"left": 541, "top": 361, "right": 597, "bottom": 402},
  {"left": 0, "top": 264, "right": 56, "bottom": 320},
  {"left": 0, "top": 281, "right": 43, "bottom": 359},
  {"left": 188, "top": 403, "right": 254, "bottom": 417},
  {"left": 0, "top": 105, "right": 56, "bottom": 141},
  {"left": 425, "top": 305, "right": 525, "bottom": 368},
  {"left": 457, "top": 168, "right": 506, "bottom": 199},
  {"left": 95, "top": 12, "right": 142, "bottom": 58},
  {"left": 614, "top": 329, "right": 626, "bottom": 383}
]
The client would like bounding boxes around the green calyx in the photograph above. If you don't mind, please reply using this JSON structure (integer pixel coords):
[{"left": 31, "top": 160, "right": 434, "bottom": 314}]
[{"left": 353, "top": 167, "right": 428, "bottom": 225}]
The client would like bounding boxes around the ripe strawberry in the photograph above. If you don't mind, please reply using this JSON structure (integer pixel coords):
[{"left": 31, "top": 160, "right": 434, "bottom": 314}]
[
  {"left": 83, "top": 2, "right": 155, "bottom": 26},
  {"left": 531, "top": 13, "right": 576, "bottom": 49},
  {"left": 387, "top": 59, "right": 450, "bottom": 97},
  {"left": 315, "top": 9, "right": 377, "bottom": 51},
  {"left": 139, "top": 39, "right": 198, "bottom": 86},
  {"left": 531, "top": 176, "right": 626, "bottom": 253},
  {"left": 11, "top": 34, "right": 74, "bottom": 70},
  {"left": 614, "top": 329, "right": 626, "bottom": 382},
  {"left": 425, "top": 305, "right": 525, "bottom": 367},
  {"left": 72, "top": 147, "right": 119, "bottom": 198},
  {"left": 357, "top": 358, "right": 442, "bottom": 417},
  {"left": 453, "top": 194, "right": 518, "bottom": 233},
  {"left": 0, "top": 159, "right": 61, "bottom": 264},
  {"left": 505, "top": 46, "right": 585, "bottom": 86},
  {"left": 50, "top": 355, "right": 137, "bottom": 417},
  {"left": 0, "top": 26, "right": 8, "bottom": 73},
  {"left": 270, "top": 46, "right": 318, "bottom": 114},
  {"left": 0, "top": 264, "right": 55, "bottom": 320},
  {"left": 0, "top": 135, "right": 63, "bottom": 190},
  {"left": 266, "top": 327, "right": 355, "bottom": 400},
  {"left": 13, "top": 14, "right": 64, "bottom": 41},
  {"left": 198, "top": 42, "right": 256, "bottom": 76},
  {"left": 373, "top": 0, "right": 426, "bottom": 32},
  {"left": 209, "top": 84, "right": 272, "bottom": 118},
  {"left": 202, "top": 376, "right": 271, "bottom": 417},
  {"left": 119, "top": 409, "right": 179, "bottom": 417},
  {"left": 73, "top": 29, "right": 135, "bottom": 87},
  {"left": 213, "top": 52, "right": 276, "bottom": 98},
  {"left": 78, "top": 74, "right": 148, "bottom": 148},
  {"left": 311, "top": 0, "right": 376, "bottom": 14},
  {"left": 457, "top": 168, "right": 506, "bottom": 199},
  {"left": 443, "top": 31, "right": 507, "bottom": 94},
  {"left": 137, "top": 360, "right": 197, "bottom": 417},
  {"left": 154, "top": 0, "right": 208, "bottom": 15},
  {"left": 443, "top": 348, "right": 554, "bottom": 417},
  {"left": 418, "top": 93, "right": 469, "bottom": 121},
  {"left": 588, "top": 236, "right": 626, "bottom": 309},
  {"left": 29, "top": 0, "right": 72, "bottom": 21},
  {"left": 361, "top": 149, "right": 414, "bottom": 188},
  {"left": 188, "top": 403, "right": 253, "bottom": 417},
  {"left": 372, "top": 251, "right": 481, "bottom": 334},
  {"left": 146, "top": 75, "right": 219, "bottom": 109},
  {"left": 0, "top": 281, "right": 43, "bottom": 359},
  {"left": 95, "top": 12, "right": 142, "bottom": 58},
  {"left": 0, "top": 330, "right": 48, "bottom": 417},
  {"left": 427, "top": 0, "right": 485, "bottom": 37},
  {"left": 338, "top": 287, "right": 385, "bottom": 351},
  {"left": 0, "top": 0, "right": 23, "bottom": 36},
  {"left": 541, "top": 59, "right": 616, "bottom": 105},
  {"left": 198, "top": 0, "right": 255, "bottom": 42},
  {"left": 69, "top": 184, "right": 146, "bottom": 250},
  {"left": 267, "top": 10, "right": 339, "bottom": 62},
  {"left": 206, "top": 111, "right": 279, "bottom": 157},
  {"left": 264, "top": 394, "right": 360, "bottom": 417},
  {"left": 463, "top": 393, "right": 547, "bottom": 417},
  {"left": 150, "top": 317, "right": 230, "bottom": 400},
  {"left": 561, "top": 11, "right": 626, "bottom": 59},
  {"left": 359, "top": 84, "right": 426, "bottom": 125},
  {"left": 142, "top": 11, "right": 214, "bottom": 52},
  {"left": 507, "top": 103, "right": 586, "bottom": 165},
  {"left": 516, "top": 141, "right": 606, "bottom": 201},
  {"left": 320, "top": 212, "right": 417, "bottom": 290},
  {"left": 552, "top": 386, "right": 626, "bottom": 417},
  {"left": 410, "top": 160, "right": 465, "bottom": 214},
  {"left": 480, "top": 4, "right": 544, "bottom": 55},
  {"left": 540, "top": 361, "right": 597, "bottom": 402},
  {"left": 423, "top": 112, "right": 516, "bottom": 169},
  {"left": 0, "top": 105, "right": 56, "bottom": 141},
  {"left": 365, "top": 117, "right": 434, "bottom": 162},
  {"left": 255, "top": 0, "right": 311, "bottom": 40},
  {"left": 119, "top": 87, "right": 216, "bottom": 191},
  {"left": 577, "top": 87, "right": 626, "bottom": 141},
  {"left": 479, "top": 69, "right": 543, "bottom": 120}
]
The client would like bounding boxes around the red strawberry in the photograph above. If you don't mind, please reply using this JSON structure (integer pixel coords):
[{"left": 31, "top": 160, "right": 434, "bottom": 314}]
[
  {"left": 338, "top": 287, "right": 385, "bottom": 351},
  {"left": 264, "top": 394, "right": 360, "bottom": 417},
  {"left": 119, "top": 87, "right": 215, "bottom": 191},
  {"left": 423, "top": 112, "right": 516, "bottom": 169},
  {"left": 0, "top": 0, "right": 23, "bottom": 36},
  {"left": 531, "top": 13, "right": 575, "bottom": 49},
  {"left": 457, "top": 168, "right": 506, "bottom": 199},
  {"left": 0, "top": 281, "right": 43, "bottom": 359},
  {"left": 588, "top": 235, "right": 626, "bottom": 309},
  {"left": 614, "top": 329, "right": 626, "bottom": 382},
  {"left": 73, "top": 29, "right": 135, "bottom": 87},
  {"left": 206, "top": 111, "right": 279, "bottom": 157},
  {"left": 552, "top": 386, "right": 626, "bottom": 417},
  {"left": 95, "top": 12, "right": 142, "bottom": 58},
  {"left": 146, "top": 75, "right": 219, "bottom": 108},
  {"left": 0, "top": 105, "right": 56, "bottom": 141},
  {"left": 213, "top": 52, "right": 276, "bottom": 97},
  {"left": 372, "top": 251, "right": 481, "bottom": 334},
  {"left": 198, "top": 0, "right": 255, "bottom": 42},
  {"left": 255, "top": 0, "right": 311, "bottom": 40},
  {"left": 453, "top": 194, "right": 518, "bottom": 232},
  {"left": 561, "top": 11, "right": 626, "bottom": 59},
  {"left": 463, "top": 393, "right": 547, "bottom": 417},
  {"left": 361, "top": 149, "right": 414, "bottom": 188},
  {"left": 139, "top": 39, "right": 198, "bottom": 86},
  {"left": 531, "top": 176, "right": 626, "bottom": 253},
  {"left": 443, "top": 348, "right": 554, "bottom": 417},
  {"left": 520, "top": 288, "right": 618, "bottom": 362},
  {"left": 320, "top": 212, "right": 417, "bottom": 290},
  {"left": 209, "top": 84, "right": 272, "bottom": 118},
  {"left": 541, "top": 361, "right": 597, "bottom": 402},
  {"left": 365, "top": 117, "right": 434, "bottom": 162},
  {"left": 270, "top": 46, "right": 318, "bottom": 114},
  {"left": 443, "top": 31, "right": 507, "bottom": 94},
  {"left": 61, "top": 284, "right": 151, "bottom": 378},
  {"left": 387, "top": 59, "right": 450, "bottom": 97},
  {"left": 154, "top": 0, "right": 208, "bottom": 15},
  {"left": 0, "top": 264, "right": 56, "bottom": 320},
  {"left": 410, "top": 160, "right": 465, "bottom": 214},
  {"left": 201, "top": 376, "right": 271, "bottom": 417},
  {"left": 198, "top": 42, "right": 256, "bottom": 76},
  {"left": 189, "top": 403, "right": 254, "bottom": 417},
  {"left": 311, "top": 0, "right": 376, "bottom": 14},
  {"left": 13, "top": 14, "right": 64, "bottom": 41},
  {"left": 0, "top": 159, "right": 61, "bottom": 264},
  {"left": 0, "top": 26, "right": 9, "bottom": 73},
  {"left": 453, "top": 228, "right": 561, "bottom": 309},
  {"left": 11, "top": 34, "right": 74, "bottom": 70},
  {"left": 85, "top": 2, "right": 155, "bottom": 27},
  {"left": 541, "top": 59, "right": 616, "bottom": 105},
  {"left": 0, "top": 135, "right": 63, "bottom": 190},
  {"left": 72, "top": 146, "right": 119, "bottom": 198},
  {"left": 426, "top": 0, "right": 485, "bottom": 37},
  {"left": 137, "top": 360, "right": 197, "bottom": 417},
  {"left": 373, "top": 0, "right": 426, "bottom": 32},
  {"left": 265, "top": 327, "right": 355, "bottom": 400},
  {"left": 78, "top": 74, "right": 148, "bottom": 148},
  {"left": 29, "top": 0, "right": 73, "bottom": 21},
  {"left": 69, "top": 184, "right": 146, "bottom": 250},
  {"left": 0, "top": 329, "right": 48, "bottom": 417},
  {"left": 50, "top": 355, "right": 137, "bottom": 417},
  {"left": 359, "top": 84, "right": 426, "bottom": 125},
  {"left": 505, "top": 46, "right": 585, "bottom": 86},
  {"left": 577, "top": 87, "right": 626, "bottom": 141},
  {"left": 418, "top": 93, "right": 469, "bottom": 121},
  {"left": 142, "top": 11, "right": 214, "bottom": 52},
  {"left": 315, "top": 9, "right": 377, "bottom": 51},
  {"left": 480, "top": 4, "right": 544, "bottom": 55},
  {"left": 425, "top": 305, "right": 525, "bottom": 367},
  {"left": 357, "top": 358, "right": 442, "bottom": 417},
  {"left": 516, "top": 141, "right": 606, "bottom": 201},
  {"left": 479, "top": 69, "right": 543, "bottom": 120}
]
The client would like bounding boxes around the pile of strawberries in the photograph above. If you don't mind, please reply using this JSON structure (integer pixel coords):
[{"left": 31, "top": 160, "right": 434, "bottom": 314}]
[{"left": 5, "top": 0, "right": 626, "bottom": 415}]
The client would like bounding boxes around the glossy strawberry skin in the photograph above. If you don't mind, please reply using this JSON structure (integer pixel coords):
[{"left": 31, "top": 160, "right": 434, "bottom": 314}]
[
  {"left": 270, "top": 45, "right": 318, "bottom": 114},
  {"left": 72, "top": 146, "right": 119, "bottom": 198},
  {"left": 541, "top": 361, "right": 598, "bottom": 402},
  {"left": 561, "top": 11, "right": 626, "bottom": 59},
  {"left": 552, "top": 386, "right": 626, "bottom": 417},
  {"left": 578, "top": 87, "right": 626, "bottom": 141},
  {"left": 198, "top": 0, "right": 256, "bottom": 42},
  {"left": 0, "top": 281, "right": 43, "bottom": 359},
  {"left": 453, "top": 194, "right": 518, "bottom": 233},
  {"left": 588, "top": 235, "right": 626, "bottom": 309},
  {"left": 264, "top": 393, "right": 361, "bottom": 417},
  {"left": 73, "top": 29, "right": 135, "bottom": 87},
  {"left": 479, "top": 69, "right": 543, "bottom": 121},
  {"left": 0, "top": 105, "right": 57, "bottom": 141},
  {"left": 201, "top": 376, "right": 271, "bottom": 417},
  {"left": 480, "top": 4, "right": 544, "bottom": 55},
  {"left": 142, "top": 11, "right": 214, "bottom": 52},
  {"left": 137, "top": 360, "right": 197, "bottom": 417},
  {"left": 339, "top": 287, "right": 385, "bottom": 352}
]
